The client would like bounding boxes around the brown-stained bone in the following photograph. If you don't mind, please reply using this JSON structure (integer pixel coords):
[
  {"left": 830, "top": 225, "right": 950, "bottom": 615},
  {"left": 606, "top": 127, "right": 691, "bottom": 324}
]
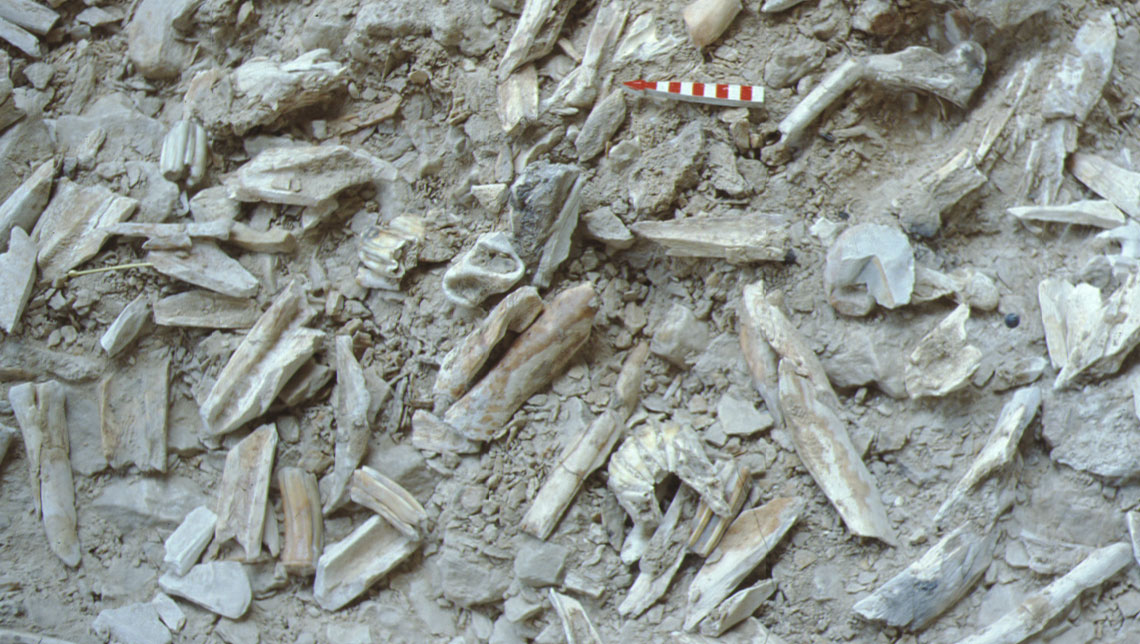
[
  {"left": 279, "top": 466, "right": 323, "bottom": 576},
  {"left": 214, "top": 424, "right": 278, "bottom": 561},
  {"left": 349, "top": 465, "right": 428, "bottom": 539}
]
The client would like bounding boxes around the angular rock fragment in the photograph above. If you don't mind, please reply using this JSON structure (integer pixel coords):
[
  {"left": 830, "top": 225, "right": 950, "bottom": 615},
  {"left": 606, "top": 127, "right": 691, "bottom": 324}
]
[
  {"left": 10, "top": 380, "right": 80, "bottom": 567},
  {"left": 228, "top": 144, "right": 396, "bottom": 212},
  {"left": 190, "top": 186, "right": 240, "bottom": 223},
  {"left": 522, "top": 343, "right": 648, "bottom": 540},
  {"left": 904, "top": 304, "right": 982, "bottom": 398},
  {"left": 575, "top": 90, "right": 626, "bottom": 162},
  {"left": 582, "top": 207, "right": 633, "bottom": 249},
  {"left": 715, "top": 392, "right": 774, "bottom": 437},
  {"left": 214, "top": 424, "right": 278, "bottom": 560},
  {"left": 957, "top": 543, "right": 1132, "bottom": 644},
  {"left": 350, "top": 466, "right": 427, "bottom": 538},
  {"left": 620, "top": 488, "right": 693, "bottom": 617},
  {"left": 683, "top": 0, "right": 741, "bottom": 49},
  {"left": 631, "top": 214, "right": 790, "bottom": 263},
  {"left": 739, "top": 281, "right": 896, "bottom": 544},
  {"left": 356, "top": 215, "right": 424, "bottom": 290},
  {"left": 0, "top": 1, "right": 56, "bottom": 38},
  {"left": 127, "top": 0, "right": 195, "bottom": 79},
  {"left": 650, "top": 303, "right": 709, "bottom": 367},
  {"left": 854, "top": 525, "right": 997, "bottom": 630},
  {"left": 32, "top": 180, "right": 138, "bottom": 281},
  {"left": 684, "top": 497, "right": 804, "bottom": 631},
  {"left": 278, "top": 467, "right": 322, "bottom": 576},
  {"left": 549, "top": 590, "right": 604, "bottom": 644},
  {"left": 0, "top": 158, "right": 54, "bottom": 251},
  {"left": 147, "top": 243, "right": 259, "bottom": 298},
  {"left": 434, "top": 286, "right": 544, "bottom": 411},
  {"left": 100, "top": 295, "right": 150, "bottom": 357},
  {"left": 163, "top": 506, "right": 217, "bottom": 576},
  {"left": 92, "top": 602, "right": 171, "bottom": 644},
  {"left": 154, "top": 290, "right": 260, "bottom": 329},
  {"left": 515, "top": 539, "right": 569, "bottom": 588},
  {"left": 93, "top": 476, "right": 206, "bottom": 530},
  {"left": 159, "top": 561, "right": 252, "bottom": 619},
  {"left": 0, "top": 15, "right": 43, "bottom": 58},
  {"left": 313, "top": 515, "right": 420, "bottom": 611},
  {"left": 151, "top": 593, "right": 185, "bottom": 633},
  {"left": 200, "top": 282, "right": 325, "bottom": 437},
  {"left": 160, "top": 120, "right": 208, "bottom": 186},
  {"left": 498, "top": 0, "right": 577, "bottom": 79},
  {"left": 824, "top": 223, "right": 915, "bottom": 316},
  {"left": 509, "top": 161, "right": 583, "bottom": 288},
  {"left": 324, "top": 336, "right": 372, "bottom": 514},
  {"left": 187, "top": 50, "right": 347, "bottom": 136},
  {"left": 935, "top": 388, "right": 1041, "bottom": 523},
  {"left": 630, "top": 122, "right": 704, "bottom": 216},
  {"left": 99, "top": 349, "right": 169, "bottom": 472},
  {"left": 441, "top": 232, "right": 526, "bottom": 308},
  {"left": 698, "top": 580, "right": 777, "bottom": 637},
  {"left": 1070, "top": 153, "right": 1140, "bottom": 220},
  {"left": 0, "top": 226, "right": 35, "bottom": 333},
  {"left": 444, "top": 283, "right": 596, "bottom": 441}
]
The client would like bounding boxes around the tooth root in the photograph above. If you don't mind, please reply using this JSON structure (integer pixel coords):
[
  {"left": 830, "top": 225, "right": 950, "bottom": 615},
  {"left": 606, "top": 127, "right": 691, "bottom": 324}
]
[
  {"left": 349, "top": 465, "right": 427, "bottom": 539},
  {"left": 278, "top": 467, "right": 323, "bottom": 576},
  {"left": 688, "top": 461, "right": 751, "bottom": 557}
]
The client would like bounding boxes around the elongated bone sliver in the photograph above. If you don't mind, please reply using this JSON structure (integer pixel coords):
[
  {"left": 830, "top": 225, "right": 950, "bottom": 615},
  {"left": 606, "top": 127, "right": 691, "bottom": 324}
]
[
  {"left": 904, "top": 304, "right": 982, "bottom": 398},
  {"left": 1007, "top": 201, "right": 1126, "bottom": 230},
  {"left": 444, "top": 283, "right": 596, "bottom": 442},
  {"left": 956, "top": 542, "right": 1132, "bottom": 644},
  {"left": 683, "top": 496, "right": 804, "bottom": 631},
  {"left": 698, "top": 580, "right": 777, "bottom": 637},
  {"left": 549, "top": 590, "right": 605, "bottom": 644},
  {"left": 1070, "top": 153, "right": 1140, "bottom": 219},
  {"left": 619, "top": 488, "right": 691, "bottom": 617},
  {"left": 279, "top": 467, "right": 322, "bottom": 575},
  {"left": 324, "top": 335, "right": 372, "bottom": 515},
  {"left": 778, "top": 59, "right": 864, "bottom": 142},
  {"left": 688, "top": 460, "right": 750, "bottom": 557},
  {"left": 313, "top": 515, "right": 420, "bottom": 611},
  {"left": 630, "top": 214, "right": 788, "bottom": 263},
  {"left": 350, "top": 465, "right": 427, "bottom": 538},
  {"left": 214, "top": 424, "right": 278, "bottom": 560}
]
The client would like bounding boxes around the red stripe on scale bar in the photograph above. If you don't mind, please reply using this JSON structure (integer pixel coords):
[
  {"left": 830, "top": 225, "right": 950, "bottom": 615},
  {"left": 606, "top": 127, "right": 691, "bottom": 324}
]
[
  {"left": 715, "top": 84, "right": 729, "bottom": 99},
  {"left": 668, "top": 81, "right": 681, "bottom": 94},
  {"left": 740, "top": 85, "right": 752, "bottom": 101},
  {"left": 692, "top": 82, "right": 704, "bottom": 96}
]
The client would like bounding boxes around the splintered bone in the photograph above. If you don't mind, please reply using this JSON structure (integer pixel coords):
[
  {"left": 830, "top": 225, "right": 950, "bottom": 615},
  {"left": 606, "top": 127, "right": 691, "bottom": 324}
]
[
  {"left": 349, "top": 465, "right": 427, "bottom": 539},
  {"left": 698, "top": 580, "right": 777, "bottom": 637},
  {"left": 687, "top": 460, "right": 750, "bottom": 557},
  {"left": 227, "top": 144, "right": 396, "bottom": 210},
  {"left": 544, "top": 1, "right": 627, "bottom": 112},
  {"left": 630, "top": 214, "right": 790, "bottom": 263},
  {"left": 683, "top": 0, "right": 741, "bottom": 49},
  {"left": 863, "top": 41, "right": 986, "bottom": 108},
  {"left": 904, "top": 304, "right": 982, "bottom": 398},
  {"left": 163, "top": 506, "right": 217, "bottom": 576},
  {"left": 324, "top": 335, "right": 372, "bottom": 515},
  {"left": 498, "top": 65, "right": 538, "bottom": 133},
  {"left": 549, "top": 589, "right": 605, "bottom": 644},
  {"left": 0, "top": 227, "right": 36, "bottom": 334},
  {"left": 498, "top": 0, "right": 577, "bottom": 80},
  {"left": 32, "top": 179, "right": 138, "bottom": 281},
  {"left": 777, "top": 59, "right": 863, "bottom": 144},
  {"left": 356, "top": 215, "right": 424, "bottom": 291},
  {"left": 159, "top": 119, "right": 208, "bottom": 186},
  {"left": 1041, "top": 271, "right": 1140, "bottom": 388},
  {"left": 99, "top": 349, "right": 170, "bottom": 472},
  {"left": 619, "top": 488, "right": 694, "bottom": 617},
  {"left": 441, "top": 232, "right": 527, "bottom": 308},
  {"left": 99, "top": 295, "right": 151, "bottom": 356},
  {"left": 279, "top": 467, "right": 323, "bottom": 576},
  {"left": 0, "top": 158, "right": 56, "bottom": 252},
  {"left": 313, "top": 515, "right": 420, "bottom": 611},
  {"left": 146, "top": 242, "right": 260, "bottom": 298},
  {"left": 1070, "top": 153, "right": 1140, "bottom": 219},
  {"left": 214, "top": 424, "right": 277, "bottom": 560},
  {"left": 1007, "top": 200, "right": 1126, "bottom": 229}
]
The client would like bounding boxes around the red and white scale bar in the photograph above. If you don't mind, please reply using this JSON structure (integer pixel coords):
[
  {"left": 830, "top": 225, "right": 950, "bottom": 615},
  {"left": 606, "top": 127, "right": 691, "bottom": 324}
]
[{"left": 622, "top": 80, "right": 765, "bottom": 107}]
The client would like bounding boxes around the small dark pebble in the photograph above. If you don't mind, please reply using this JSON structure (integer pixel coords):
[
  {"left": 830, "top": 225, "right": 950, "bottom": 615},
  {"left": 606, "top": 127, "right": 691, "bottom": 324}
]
[
  {"left": 1004, "top": 313, "right": 1020, "bottom": 328},
  {"left": 819, "top": 132, "right": 836, "bottom": 143},
  {"left": 784, "top": 249, "right": 797, "bottom": 265},
  {"left": 837, "top": 210, "right": 849, "bottom": 220}
]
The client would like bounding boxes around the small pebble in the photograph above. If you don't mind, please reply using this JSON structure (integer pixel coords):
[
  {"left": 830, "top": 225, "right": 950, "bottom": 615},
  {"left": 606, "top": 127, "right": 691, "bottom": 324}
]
[{"left": 1004, "top": 313, "right": 1020, "bottom": 328}]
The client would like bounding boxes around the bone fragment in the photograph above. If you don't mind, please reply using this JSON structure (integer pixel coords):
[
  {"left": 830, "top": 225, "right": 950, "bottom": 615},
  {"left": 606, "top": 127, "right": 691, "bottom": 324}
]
[
  {"left": 824, "top": 222, "right": 915, "bottom": 316},
  {"left": 688, "top": 460, "right": 750, "bottom": 557},
  {"left": 0, "top": 158, "right": 55, "bottom": 251},
  {"left": 99, "top": 349, "right": 169, "bottom": 472},
  {"left": 146, "top": 242, "right": 259, "bottom": 298},
  {"left": 683, "top": 0, "right": 741, "bottom": 49},
  {"left": 9, "top": 380, "right": 80, "bottom": 567},
  {"left": 1070, "top": 153, "right": 1140, "bottom": 219},
  {"left": 549, "top": 590, "right": 604, "bottom": 644},
  {"left": 739, "top": 281, "right": 896, "bottom": 544},
  {"left": 1038, "top": 272, "right": 1140, "bottom": 388},
  {"left": 163, "top": 505, "right": 217, "bottom": 576},
  {"left": 1043, "top": 11, "right": 1116, "bottom": 124},
  {"left": 227, "top": 144, "right": 396, "bottom": 208},
  {"left": 904, "top": 304, "right": 982, "bottom": 398},
  {"left": 0, "top": 227, "right": 35, "bottom": 333},
  {"left": 956, "top": 542, "right": 1133, "bottom": 644},
  {"left": 100, "top": 295, "right": 150, "bottom": 357},
  {"left": 0, "top": 0, "right": 57, "bottom": 35},
  {"left": 214, "top": 424, "right": 278, "bottom": 560},
  {"left": 497, "top": 64, "right": 538, "bottom": 133},
  {"left": 893, "top": 148, "right": 987, "bottom": 237},
  {"left": 159, "top": 561, "right": 252, "bottom": 619},
  {"left": 350, "top": 465, "right": 427, "bottom": 539},
  {"left": 863, "top": 42, "right": 986, "bottom": 108},
  {"left": 761, "top": 0, "right": 808, "bottom": 11},
  {"left": 498, "top": 0, "right": 577, "bottom": 80},
  {"left": 575, "top": 90, "right": 627, "bottom": 161},
  {"left": 441, "top": 231, "right": 526, "bottom": 308},
  {"left": 32, "top": 180, "right": 137, "bottom": 281},
  {"left": 777, "top": 59, "right": 864, "bottom": 143},
  {"left": 545, "top": 2, "right": 627, "bottom": 111},
  {"left": 1037, "top": 278, "right": 1100, "bottom": 371},
  {"left": 228, "top": 223, "right": 296, "bottom": 254},
  {"left": 1129, "top": 512, "right": 1140, "bottom": 568},
  {"left": 698, "top": 580, "right": 777, "bottom": 637},
  {"left": 1007, "top": 200, "right": 1125, "bottom": 229},
  {"left": 443, "top": 283, "right": 596, "bottom": 441},
  {"left": 313, "top": 515, "right": 420, "bottom": 611},
  {"left": 325, "top": 335, "right": 372, "bottom": 514},
  {"left": 410, "top": 410, "right": 480, "bottom": 454},
  {"left": 356, "top": 215, "right": 424, "bottom": 291},
  {"left": 619, "top": 488, "right": 692, "bottom": 617},
  {"left": 0, "top": 16, "right": 41, "bottom": 58},
  {"left": 683, "top": 497, "right": 804, "bottom": 631},
  {"left": 0, "top": 424, "right": 15, "bottom": 464},
  {"left": 154, "top": 290, "right": 260, "bottom": 329},
  {"left": 278, "top": 467, "right": 323, "bottom": 575},
  {"left": 853, "top": 524, "right": 997, "bottom": 629},
  {"left": 200, "top": 281, "right": 324, "bottom": 437},
  {"left": 935, "top": 387, "right": 1041, "bottom": 524},
  {"left": 631, "top": 214, "right": 790, "bottom": 263},
  {"left": 160, "top": 119, "right": 209, "bottom": 185},
  {"left": 102, "top": 220, "right": 233, "bottom": 248}
]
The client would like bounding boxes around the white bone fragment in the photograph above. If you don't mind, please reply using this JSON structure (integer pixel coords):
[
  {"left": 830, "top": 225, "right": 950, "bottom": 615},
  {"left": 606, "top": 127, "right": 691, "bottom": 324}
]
[
  {"left": 92, "top": 603, "right": 170, "bottom": 644},
  {"left": 444, "top": 283, "right": 596, "bottom": 441},
  {"left": 434, "top": 286, "right": 544, "bottom": 412},
  {"left": 498, "top": 0, "right": 577, "bottom": 80},
  {"left": 411, "top": 409, "right": 480, "bottom": 454},
  {"left": 935, "top": 388, "right": 1041, "bottom": 524},
  {"left": 1007, "top": 200, "right": 1125, "bottom": 229},
  {"left": 356, "top": 215, "right": 424, "bottom": 291},
  {"left": 0, "top": 0, "right": 57, "bottom": 35},
  {"left": 683, "top": 497, "right": 804, "bottom": 631},
  {"left": 214, "top": 424, "right": 276, "bottom": 560},
  {"left": 631, "top": 214, "right": 790, "bottom": 263},
  {"left": 32, "top": 180, "right": 138, "bottom": 281},
  {"left": 160, "top": 120, "right": 209, "bottom": 185},
  {"left": 441, "top": 232, "right": 526, "bottom": 308},
  {"left": 159, "top": 561, "right": 252, "bottom": 619},
  {"left": 146, "top": 242, "right": 259, "bottom": 298},
  {"left": 227, "top": 223, "right": 296, "bottom": 254},
  {"left": 1044, "top": 272, "right": 1140, "bottom": 388},
  {"left": 740, "top": 281, "right": 896, "bottom": 544},
  {"left": 863, "top": 41, "right": 986, "bottom": 107},
  {"left": 0, "top": 227, "right": 35, "bottom": 333},
  {"left": 698, "top": 580, "right": 777, "bottom": 637},
  {"left": 893, "top": 148, "right": 987, "bottom": 237},
  {"left": 99, "top": 349, "right": 169, "bottom": 472},
  {"left": 778, "top": 59, "right": 864, "bottom": 143},
  {"left": 227, "top": 144, "right": 396, "bottom": 208},
  {"left": 278, "top": 467, "right": 322, "bottom": 576},
  {"left": 163, "top": 506, "right": 217, "bottom": 576},
  {"left": 0, "top": 16, "right": 41, "bottom": 58},
  {"left": 100, "top": 294, "right": 150, "bottom": 357},
  {"left": 10, "top": 380, "right": 80, "bottom": 567},
  {"left": 965, "top": 0, "right": 1059, "bottom": 29},
  {"left": 1037, "top": 279, "right": 1098, "bottom": 370},
  {"left": 1070, "top": 153, "right": 1140, "bottom": 219},
  {"left": 522, "top": 343, "right": 649, "bottom": 540},
  {"left": 683, "top": 0, "right": 741, "bottom": 49},
  {"left": 102, "top": 220, "right": 233, "bottom": 247},
  {"left": 854, "top": 525, "right": 997, "bottom": 629},
  {"left": 761, "top": 0, "right": 808, "bottom": 11},
  {"left": 904, "top": 304, "right": 982, "bottom": 398},
  {"left": 313, "top": 515, "right": 420, "bottom": 611},
  {"left": 0, "top": 158, "right": 55, "bottom": 251},
  {"left": 1128, "top": 512, "right": 1140, "bottom": 568},
  {"left": 1043, "top": 11, "right": 1116, "bottom": 123},
  {"left": 549, "top": 589, "right": 604, "bottom": 644},
  {"left": 350, "top": 465, "right": 427, "bottom": 539},
  {"left": 575, "top": 90, "right": 627, "bottom": 161},
  {"left": 1098, "top": 222, "right": 1140, "bottom": 260},
  {"left": 497, "top": 64, "right": 538, "bottom": 133},
  {"left": 200, "top": 282, "right": 324, "bottom": 437},
  {"left": 544, "top": 2, "right": 627, "bottom": 111},
  {"left": 688, "top": 460, "right": 750, "bottom": 557},
  {"left": 619, "top": 488, "right": 693, "bottom": 617},
  {"left": 471, "top": 184, "right": 509, "bottom": 213},
  {"left": 824, "top": 223, "right": 914, "bottom": 316},
  {"left": 154, "top": 290, "right": 260, "bottom": 329},
  {"left": 325, "top": 336, "right": 372, "bottom": 514},
  {"left": 956, "top": 542, "right": 1133, "bottom": 644},
  {"left": 151, "top": 593, "right": 185, "bottom": 632}
]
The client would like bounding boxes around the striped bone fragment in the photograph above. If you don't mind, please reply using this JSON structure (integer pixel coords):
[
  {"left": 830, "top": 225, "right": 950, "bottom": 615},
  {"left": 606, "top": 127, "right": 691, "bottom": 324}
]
[
  {"left": 159, "top": 119, "right": 208, "bottom": 185},
  {"left": 99, "top": 349, "right": 170, "bottom": 472},
  {"left": 683, "top": 0, "right": 741, "bottom": 49},
  {"left": 31, "top": 179, "right": 138, "bottom": 281},
  {"left": 279, "top": 467, "right": 323, "bottom": 575},
  {"left": 622, "top": 79, "right": 765, "bottom": 108},
  {"left": 935, "top": 387, "right": 1041, "bottom": 524},
  {"left": 349, "top": 465, "right": 427, "bottom": 539},
  {"left": 200, "top": 281, "right": 325, "bottom": 437},
  {"left": 687, "top": 460, "right": 750, "bottom": 557},
  {"left": 549, "top": 590, "right": 604, "bottom": 644},
  {"left": 739, "top": 280, "right": 896, "bottom": 544},
  {"left": 904, "top": 304, "right": 982, "bottom": 398},
  {"left": 853, "top": 524, "right": 997, "bottom": 629},
  {"left": 146, "top": 242, "right": 259, "bottom": 298},
  {"left": 522, "top": 342, "right": 648, "bottom": 540},
  {"left": 497, "top": 0, "right": 577, "bottom": 80},
  {"left": 410, "top": 410, "right": 480, "bottom": 455},
  {"left": 630, "top": 213, "right": 789, "bottom": 263},
  {"left": 699, "top": 580, "right": 777, "bottom": 637},
  {"left": 683, "top": 496, "right": 804, "bottom": 631},
  {"left": 433, "top": 286, "right": 544, "bottom": 412},
  {"left": 497, "top": 64, "right": 537, "bottom": 133},
  {"left": 214, "top": 424, "right": 277, "bottom": 560},
  {"left": 957, "top": 542, "right": 1133, "bottom": 644},
  {"left": 356, "top": 215, "right": 424, "bottom": 291},
  {"left": 324, "top": 336, "right": 372, "bottom": 514},
  {"left": 313, "top": 515, "right": 420, "bottom": 611},
  {"left": 619, "top": 488, "right": 693, "bottom": 617},
  {"left": 0, "top": 158, "right": 56, "bottom": 251},
  {"left": 1037, "top": 272, "right": 1140, "bottom": 388},
  {"left": 443, "top": 283, "right": 596, "bottom": 442},
  {"left": 163, "top": 505, "right": 217, "bottom": 576},
  {"left": 9, "top": 380, "right": 80, "bottom": 567},
  {"left": 441, "top": 232, "right": 526, "bottom": 308}
]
